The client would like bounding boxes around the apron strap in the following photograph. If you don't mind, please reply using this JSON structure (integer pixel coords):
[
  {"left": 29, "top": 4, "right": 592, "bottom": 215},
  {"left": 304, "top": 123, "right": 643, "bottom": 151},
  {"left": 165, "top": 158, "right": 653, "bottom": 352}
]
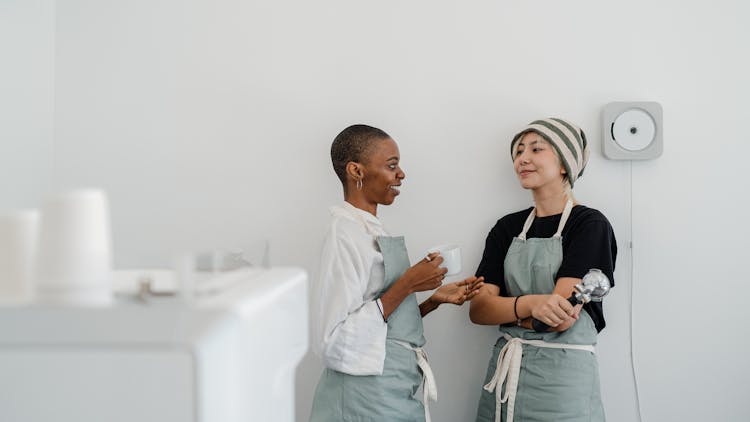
[
  {"left": 483, "top": 333, "right": 595, "bottom": 422},
  {"left": 517, "top": 208, "right": 537, "bottom": 241},
  {"left": 553, "top": 199, "right": 575, "bottom": 239},
  {"left": 517, "top": 199, "right": 575, "bottom": 240},
  {"left": 393, "top": 340, "right": 437, "bottom": 422}
]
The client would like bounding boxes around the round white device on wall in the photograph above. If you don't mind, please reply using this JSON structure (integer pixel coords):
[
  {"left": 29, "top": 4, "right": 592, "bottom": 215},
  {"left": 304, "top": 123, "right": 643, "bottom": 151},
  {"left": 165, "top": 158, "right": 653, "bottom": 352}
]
[{"left": 602, "top": 102, "right": 663, "bottom": 160}]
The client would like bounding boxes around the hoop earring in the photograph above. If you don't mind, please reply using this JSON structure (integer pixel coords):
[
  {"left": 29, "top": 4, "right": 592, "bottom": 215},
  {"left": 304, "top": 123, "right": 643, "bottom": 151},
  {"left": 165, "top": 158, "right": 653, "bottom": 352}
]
[{"left": 356, "top": 179, "right": 363, "bottom": 191}]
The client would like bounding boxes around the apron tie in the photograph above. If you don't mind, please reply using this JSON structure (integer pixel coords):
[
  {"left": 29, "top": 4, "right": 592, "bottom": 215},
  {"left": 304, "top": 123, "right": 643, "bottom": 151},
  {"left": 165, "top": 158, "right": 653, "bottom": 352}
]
[
  {"left": 393, "top": 340, "right": 437, "bottom": 422},
  {"left": 483, "top": 334, "right": 595, "bottom": 422}
]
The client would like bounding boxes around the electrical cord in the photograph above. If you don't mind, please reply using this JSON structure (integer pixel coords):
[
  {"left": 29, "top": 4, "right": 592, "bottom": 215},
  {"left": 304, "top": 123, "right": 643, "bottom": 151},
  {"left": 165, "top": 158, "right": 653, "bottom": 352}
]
[{"left": 629, "top": 160, "right": 644, "bottom": 422}]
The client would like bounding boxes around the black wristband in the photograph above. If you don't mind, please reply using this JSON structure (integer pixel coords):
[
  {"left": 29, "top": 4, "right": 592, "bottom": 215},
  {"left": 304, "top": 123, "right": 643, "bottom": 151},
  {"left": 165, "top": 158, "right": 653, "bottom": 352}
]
[{"left": 514, "top": 295, "right": 526, "bottom": 326}]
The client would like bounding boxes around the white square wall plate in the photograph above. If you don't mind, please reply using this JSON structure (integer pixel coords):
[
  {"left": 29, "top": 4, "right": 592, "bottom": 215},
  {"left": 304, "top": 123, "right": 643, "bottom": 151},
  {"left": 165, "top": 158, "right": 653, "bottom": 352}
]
[{"left": 602, "top": 102, "right": 663, "bottom": 160}]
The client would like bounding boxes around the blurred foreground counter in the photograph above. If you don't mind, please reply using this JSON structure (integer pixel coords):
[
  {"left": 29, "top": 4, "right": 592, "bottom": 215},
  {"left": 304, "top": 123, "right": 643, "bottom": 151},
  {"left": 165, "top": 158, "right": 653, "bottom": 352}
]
[{"left": 0, "top": 267, "right": 308, "bottom": 422}]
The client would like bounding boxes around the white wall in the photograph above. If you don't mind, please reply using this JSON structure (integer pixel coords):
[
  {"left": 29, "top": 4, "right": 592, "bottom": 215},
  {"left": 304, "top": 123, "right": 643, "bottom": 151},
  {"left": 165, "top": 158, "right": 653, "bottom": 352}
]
[
  {"left": 6, "top": 0, "right": 749, "bottom": 421},
  {"left": 0, "top": 0, "right": 55, "bottom": 209}
]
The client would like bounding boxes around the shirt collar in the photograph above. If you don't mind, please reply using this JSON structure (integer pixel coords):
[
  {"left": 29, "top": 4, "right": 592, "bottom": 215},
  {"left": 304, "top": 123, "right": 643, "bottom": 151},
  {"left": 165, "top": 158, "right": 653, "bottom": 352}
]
[{"left": 330, "top": 201, "right": 383, "bottom": 230}]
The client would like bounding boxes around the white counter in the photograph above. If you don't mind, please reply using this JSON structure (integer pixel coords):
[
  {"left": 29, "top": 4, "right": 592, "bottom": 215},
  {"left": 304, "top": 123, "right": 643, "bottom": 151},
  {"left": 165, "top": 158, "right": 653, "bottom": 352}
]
[{"left": 0, "top": 267, "right": 308, "bottom": 422}]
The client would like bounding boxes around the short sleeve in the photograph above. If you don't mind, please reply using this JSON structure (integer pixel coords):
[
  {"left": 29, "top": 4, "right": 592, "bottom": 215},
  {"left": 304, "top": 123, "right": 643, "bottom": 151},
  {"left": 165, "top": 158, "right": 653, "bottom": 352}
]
[
  {"left": 557, "top": 220, "right": 616, "bottom": 285},
  {"left": 557, "top": 217, "right": 617, "bottom": 332},
  {"left": 475, "top": 225, "right": 509, "bottom": 296}
]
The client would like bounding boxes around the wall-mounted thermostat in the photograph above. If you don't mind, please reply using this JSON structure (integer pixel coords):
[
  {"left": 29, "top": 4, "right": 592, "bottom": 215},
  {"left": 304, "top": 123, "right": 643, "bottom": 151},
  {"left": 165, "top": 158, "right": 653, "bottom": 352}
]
[{"left": 602, "top": 102, "right": 663, "bottom": 160}]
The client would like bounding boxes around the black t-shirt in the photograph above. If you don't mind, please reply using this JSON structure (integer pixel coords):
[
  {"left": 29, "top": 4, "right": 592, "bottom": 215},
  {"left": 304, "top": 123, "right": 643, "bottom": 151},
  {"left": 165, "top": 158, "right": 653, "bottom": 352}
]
[{"left": 475, "top": 205, "right": 617, "bottom": 332}]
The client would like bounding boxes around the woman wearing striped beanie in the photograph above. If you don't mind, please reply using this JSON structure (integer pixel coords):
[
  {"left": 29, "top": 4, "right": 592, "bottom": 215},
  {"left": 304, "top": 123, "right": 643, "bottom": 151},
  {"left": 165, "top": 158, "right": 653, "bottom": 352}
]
[{"left": 470, "top": 118, "right": 617, "bottom": 422}]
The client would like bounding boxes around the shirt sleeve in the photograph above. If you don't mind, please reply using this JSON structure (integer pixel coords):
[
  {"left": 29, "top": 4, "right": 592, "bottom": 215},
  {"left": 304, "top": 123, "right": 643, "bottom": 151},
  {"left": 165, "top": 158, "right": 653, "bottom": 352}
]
[
  {"left": 312, "top": 227, "right": 388, "bottom": 376},
  {"left": 557, "top": 219, "right": 617, "bottom": 284},
  {"left": 556, "top": 218, "right": 617, "bottom": 332},
  {"left": 475, "top": 224, "right": 509, "bottom": 296}
]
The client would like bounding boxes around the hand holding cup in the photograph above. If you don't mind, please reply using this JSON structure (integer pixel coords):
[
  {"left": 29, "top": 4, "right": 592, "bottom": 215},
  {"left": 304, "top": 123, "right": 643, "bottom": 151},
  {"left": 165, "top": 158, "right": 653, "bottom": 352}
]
[{"left": 401, "top": 252, "right": 448, "bottom": 293}]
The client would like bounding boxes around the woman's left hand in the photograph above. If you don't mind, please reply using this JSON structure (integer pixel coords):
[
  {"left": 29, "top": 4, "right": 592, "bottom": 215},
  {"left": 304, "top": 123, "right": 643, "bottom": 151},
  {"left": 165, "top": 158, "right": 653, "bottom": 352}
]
[
  {"left": 550, "top": 303, "right": 583, "bottom": 332},
  {"left": 430, "top": 276, "right": 484, "bottom": 306}
]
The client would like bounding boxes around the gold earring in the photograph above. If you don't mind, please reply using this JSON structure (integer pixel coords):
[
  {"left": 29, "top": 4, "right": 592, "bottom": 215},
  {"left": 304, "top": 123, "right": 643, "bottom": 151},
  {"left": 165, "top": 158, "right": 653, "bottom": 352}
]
[{"left": 356, "top": 179, "right": 363, "bottom": 191}]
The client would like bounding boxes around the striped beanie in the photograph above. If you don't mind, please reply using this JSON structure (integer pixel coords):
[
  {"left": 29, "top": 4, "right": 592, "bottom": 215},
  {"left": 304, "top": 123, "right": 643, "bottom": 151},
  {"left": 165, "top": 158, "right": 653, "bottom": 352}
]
[{"left": 510, "top": 118, "right": 589, "bottom": 188}]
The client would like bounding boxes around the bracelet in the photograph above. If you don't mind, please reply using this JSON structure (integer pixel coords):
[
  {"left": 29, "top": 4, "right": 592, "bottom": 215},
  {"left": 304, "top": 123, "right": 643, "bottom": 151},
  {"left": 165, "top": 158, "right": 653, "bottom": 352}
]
[
  {"left": 376, "top": 298, "right": 387, "bottom": 322},
  {"left": 514, "top": 295, "right": 525, "bottom": 326}
]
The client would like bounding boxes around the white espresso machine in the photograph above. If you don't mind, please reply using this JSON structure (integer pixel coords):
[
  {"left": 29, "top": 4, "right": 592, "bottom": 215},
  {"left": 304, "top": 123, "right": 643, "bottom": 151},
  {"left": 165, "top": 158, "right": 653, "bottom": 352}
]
[{"left": 0, "top": 267, "right": 308, "bottom": 422}]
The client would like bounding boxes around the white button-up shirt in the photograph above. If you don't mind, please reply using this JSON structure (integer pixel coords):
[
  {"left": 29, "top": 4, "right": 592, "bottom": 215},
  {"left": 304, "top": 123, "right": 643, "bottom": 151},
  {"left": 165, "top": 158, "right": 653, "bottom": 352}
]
[{"left": 312, "top": 202, "right": 391, "bottom": 375}]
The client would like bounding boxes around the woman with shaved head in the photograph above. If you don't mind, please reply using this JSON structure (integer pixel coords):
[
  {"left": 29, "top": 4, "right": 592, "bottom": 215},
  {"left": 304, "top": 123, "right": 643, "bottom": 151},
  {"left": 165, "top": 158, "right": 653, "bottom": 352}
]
[{"left": 309, "top": 124, "right": 483, "bottom": 422}]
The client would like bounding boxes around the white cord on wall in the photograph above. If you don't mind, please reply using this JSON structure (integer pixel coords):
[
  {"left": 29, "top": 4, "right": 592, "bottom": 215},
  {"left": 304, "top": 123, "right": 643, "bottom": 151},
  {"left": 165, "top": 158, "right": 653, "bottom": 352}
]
[{"left": 628, "top": 160, "right": 644, "bottom": 422}]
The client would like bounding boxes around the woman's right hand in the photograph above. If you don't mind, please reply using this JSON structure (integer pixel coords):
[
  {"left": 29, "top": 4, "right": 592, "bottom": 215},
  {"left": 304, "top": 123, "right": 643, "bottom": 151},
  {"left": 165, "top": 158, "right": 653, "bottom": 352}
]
[
  {"left": 379, "top": 252, "right": 448, "bottom": 320},
  {"left": 530, "top": 294, "right": 575, "bottom": 328},
  {"left": 399, "top": 252, "right": 448, "bottom": 293}
]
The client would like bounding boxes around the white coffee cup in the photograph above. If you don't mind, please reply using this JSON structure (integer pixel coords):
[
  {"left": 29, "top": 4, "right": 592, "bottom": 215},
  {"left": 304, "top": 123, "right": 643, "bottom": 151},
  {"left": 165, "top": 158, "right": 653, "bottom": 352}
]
[
  {"left": 0, "top": 210, "right": 39, "bottom": 304},
  {"left": 35, "top": 189, "right": 113, "bottom": 306},
  {"left": 427, "top": 244, "right": 462, "bottom": 276}
]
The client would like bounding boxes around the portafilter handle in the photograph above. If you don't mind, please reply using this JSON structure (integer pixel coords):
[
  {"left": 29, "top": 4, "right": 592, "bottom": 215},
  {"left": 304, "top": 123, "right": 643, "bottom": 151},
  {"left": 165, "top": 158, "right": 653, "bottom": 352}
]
[{"left": 531, "top": 269, "right": 610, "bottom": 333}]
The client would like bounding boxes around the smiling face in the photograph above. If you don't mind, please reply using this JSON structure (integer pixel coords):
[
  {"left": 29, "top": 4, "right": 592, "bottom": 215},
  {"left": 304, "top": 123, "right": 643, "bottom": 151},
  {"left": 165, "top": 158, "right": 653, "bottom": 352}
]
[
  {"left": 513, "top": 132, "right": 567, "bottom": 191},
  {"left": 359, "top": 137, "right": 405, "bottom": 206}
]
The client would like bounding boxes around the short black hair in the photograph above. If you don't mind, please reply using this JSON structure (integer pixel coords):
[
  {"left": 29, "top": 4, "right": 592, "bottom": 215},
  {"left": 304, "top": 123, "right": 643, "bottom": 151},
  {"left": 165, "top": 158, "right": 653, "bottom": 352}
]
[{"left": 330, "top": 124, "right": 391, "bottom": 184}]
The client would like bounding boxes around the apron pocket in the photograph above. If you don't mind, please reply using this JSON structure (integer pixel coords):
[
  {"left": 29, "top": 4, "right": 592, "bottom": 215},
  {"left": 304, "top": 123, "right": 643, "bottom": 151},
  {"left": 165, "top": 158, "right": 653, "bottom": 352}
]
[
  {"left": 519, "top": 347, "right": 598, "bottom": 422},
  {"left": 339, "top": 343, "right": 425, "bottom": 421}
]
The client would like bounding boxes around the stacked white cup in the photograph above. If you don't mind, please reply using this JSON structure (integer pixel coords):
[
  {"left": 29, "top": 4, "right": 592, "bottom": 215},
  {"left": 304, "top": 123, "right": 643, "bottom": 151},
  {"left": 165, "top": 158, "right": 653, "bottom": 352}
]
[
  {"left": 0, "top": 210, "right": 39, "bottom": 304},
  {"left": 35, "top": 189, "right": 113, "bottom": 306}
]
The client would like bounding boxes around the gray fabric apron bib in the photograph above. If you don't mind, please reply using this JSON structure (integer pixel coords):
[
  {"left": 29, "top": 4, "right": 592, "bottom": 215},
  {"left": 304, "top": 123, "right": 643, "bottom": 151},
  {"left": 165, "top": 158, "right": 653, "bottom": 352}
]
[
  {"left": 310, "top": 234, "right": 433, "bottom": 422},
  {"left": 475, "top": 200, "right": 605, "bottom": 422}
]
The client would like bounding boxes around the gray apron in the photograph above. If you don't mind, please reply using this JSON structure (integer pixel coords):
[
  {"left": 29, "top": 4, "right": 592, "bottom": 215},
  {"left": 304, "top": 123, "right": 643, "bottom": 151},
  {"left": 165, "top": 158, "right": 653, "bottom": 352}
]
[
  {"left": 475, "top": 200, "right": 605, "bottom": 422},
  {"left": 310, "top": 234, "right": 436, "bottom": 422}
]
